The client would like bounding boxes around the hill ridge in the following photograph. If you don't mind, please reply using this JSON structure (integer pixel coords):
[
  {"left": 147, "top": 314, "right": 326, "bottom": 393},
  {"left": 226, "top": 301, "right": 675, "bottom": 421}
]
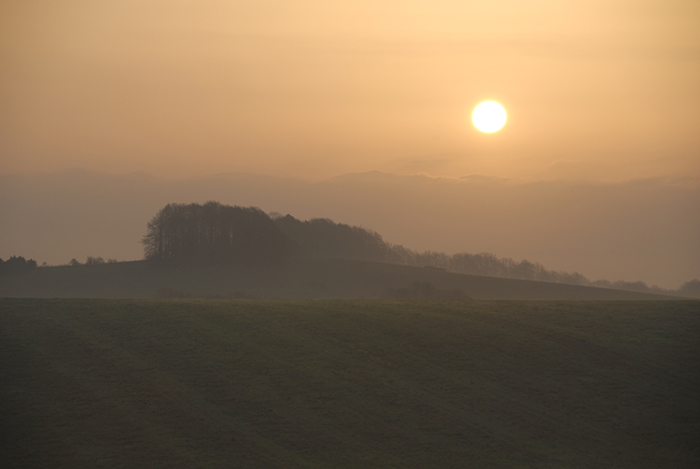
[{"left": 0, "top": 257, "right": 680, "bottom": 300}]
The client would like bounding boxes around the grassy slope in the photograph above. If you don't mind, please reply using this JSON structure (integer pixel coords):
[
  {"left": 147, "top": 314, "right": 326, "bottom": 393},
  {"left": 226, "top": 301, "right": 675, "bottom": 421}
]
[
  {"left": 0, "top": 258, "right": 676, "bottom": 300},
  {"left": 1, "top": 299, "right": 698, "bottom": 468}
]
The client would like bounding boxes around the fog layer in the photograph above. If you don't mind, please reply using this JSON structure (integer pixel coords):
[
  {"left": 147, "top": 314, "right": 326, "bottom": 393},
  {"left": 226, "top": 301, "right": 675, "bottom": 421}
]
[{"left": 1, "top": 171, "right": 697, "bottom": 289}]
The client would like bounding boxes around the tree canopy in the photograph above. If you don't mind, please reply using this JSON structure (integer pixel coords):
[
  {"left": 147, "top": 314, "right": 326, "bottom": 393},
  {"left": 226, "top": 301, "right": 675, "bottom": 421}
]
[
  {"left": 0, "top": 256, "right": 37, "bottom": 275},
  {"left": 142, "top": 202, "right": 291, "bottom": 265},
  {"left": 273, "top": 215, "right": 390, "bottom": 261}
]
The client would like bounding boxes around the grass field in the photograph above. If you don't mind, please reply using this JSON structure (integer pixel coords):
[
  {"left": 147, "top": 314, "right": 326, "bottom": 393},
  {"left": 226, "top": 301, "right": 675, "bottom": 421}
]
[{"left": 1, "top": 299, "right": 698, "bottom": 468}]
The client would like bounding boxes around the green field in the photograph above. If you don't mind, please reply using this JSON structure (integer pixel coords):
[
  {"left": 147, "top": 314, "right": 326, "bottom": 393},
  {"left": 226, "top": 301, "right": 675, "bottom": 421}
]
[{"left": 1, "top": 299, "right": 698, "bottom": 468}]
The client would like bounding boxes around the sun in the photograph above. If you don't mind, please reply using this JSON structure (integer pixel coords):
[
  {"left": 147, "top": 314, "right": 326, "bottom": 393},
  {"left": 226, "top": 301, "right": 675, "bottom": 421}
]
[{"left": 472, "top": 101, "right": 507, "bottom": 133}]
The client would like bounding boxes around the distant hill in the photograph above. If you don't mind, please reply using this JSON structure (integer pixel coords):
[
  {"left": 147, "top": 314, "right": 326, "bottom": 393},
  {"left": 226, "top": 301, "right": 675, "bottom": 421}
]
[
  {"left": 2, "top": 171, "right": 698, "bottom": 289},
  {"left": 2, "top": 198, "right": 696, "bottom": 297},
  {"left": 133, "top": 201, "right": 691, "bottom": 297},
  {"left": 0, "top": 258, "right": 680, "bottom": 300}
]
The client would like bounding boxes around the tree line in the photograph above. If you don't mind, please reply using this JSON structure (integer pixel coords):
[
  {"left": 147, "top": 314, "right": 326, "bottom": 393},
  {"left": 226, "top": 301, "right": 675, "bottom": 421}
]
[
  {"left": 0, "top": 256, "right": 37, "bottom": 275},
  {"left": 140, "top": 201, "right": 700, "bottom": 297}
]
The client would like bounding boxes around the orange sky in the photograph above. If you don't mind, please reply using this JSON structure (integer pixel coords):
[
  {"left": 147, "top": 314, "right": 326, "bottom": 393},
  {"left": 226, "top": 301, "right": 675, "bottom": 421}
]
[{"left": 1, "top": 0, "right": 699, "bottom": 181}]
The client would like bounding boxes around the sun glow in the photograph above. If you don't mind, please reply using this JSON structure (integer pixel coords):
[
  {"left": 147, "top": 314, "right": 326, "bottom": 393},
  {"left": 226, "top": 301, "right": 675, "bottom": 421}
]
[{"left": 472, "top": 101, "right": 507, "bottom": 133}]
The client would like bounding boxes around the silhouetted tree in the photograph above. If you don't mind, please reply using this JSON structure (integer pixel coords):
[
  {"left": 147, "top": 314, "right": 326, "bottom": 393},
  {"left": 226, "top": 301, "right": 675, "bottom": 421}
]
[
  {"left": 0, "top": 256, "right": 38, "bottom": 275},
  {"left": 143, "top": 202, "right": 291, "bottom": 266}
]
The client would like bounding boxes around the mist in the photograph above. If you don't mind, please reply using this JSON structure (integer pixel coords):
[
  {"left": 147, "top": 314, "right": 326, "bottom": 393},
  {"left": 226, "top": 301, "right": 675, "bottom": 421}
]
[{"left": 1, "top": 170, "right": 697, "bottom": 289}]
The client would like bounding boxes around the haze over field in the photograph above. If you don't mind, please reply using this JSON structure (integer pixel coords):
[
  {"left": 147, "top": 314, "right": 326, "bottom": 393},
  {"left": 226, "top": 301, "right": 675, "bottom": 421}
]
[
  {"left": 1, "top": 1, "right": 699, "bottom": 288},
  {"left": 2, "top": 171, "right": 698, "bottom": 290}
]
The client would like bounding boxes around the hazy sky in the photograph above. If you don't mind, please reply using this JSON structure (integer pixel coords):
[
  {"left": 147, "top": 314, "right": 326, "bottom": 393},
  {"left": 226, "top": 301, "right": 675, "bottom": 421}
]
[
  {"left": 2, "top": 0, "right": 699, "bottom": 181},
  {"left": 2, "top": 1, "right": 699, "bottom": 289}
]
